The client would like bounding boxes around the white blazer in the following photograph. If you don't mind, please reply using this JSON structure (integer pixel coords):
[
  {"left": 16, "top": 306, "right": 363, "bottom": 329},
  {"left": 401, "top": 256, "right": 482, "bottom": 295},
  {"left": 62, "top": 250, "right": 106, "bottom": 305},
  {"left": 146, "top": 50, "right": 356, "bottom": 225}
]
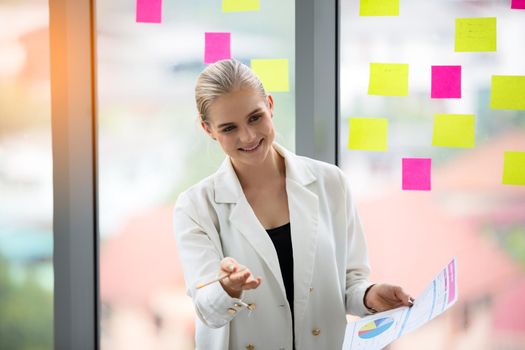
[{"left": 173, "top": 143, "right": 373, "bottom": 350}]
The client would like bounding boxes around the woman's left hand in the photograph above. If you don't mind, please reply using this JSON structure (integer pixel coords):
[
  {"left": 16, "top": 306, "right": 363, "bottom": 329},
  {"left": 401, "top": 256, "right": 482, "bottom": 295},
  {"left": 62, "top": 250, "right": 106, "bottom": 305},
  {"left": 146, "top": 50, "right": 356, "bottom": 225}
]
[{"left": 364, "top": 283, "right": 414, "bottom": 312}]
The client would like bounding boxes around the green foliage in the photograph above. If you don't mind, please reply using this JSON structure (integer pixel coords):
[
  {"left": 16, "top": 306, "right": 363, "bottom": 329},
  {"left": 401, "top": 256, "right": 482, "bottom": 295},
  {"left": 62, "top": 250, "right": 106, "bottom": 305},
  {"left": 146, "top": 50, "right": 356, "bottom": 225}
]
[
  {"left": 504, "top": 227, "right": 525, "bottom": 269},
  {"left": 0, "top": 256, "right": 53, "bottom": 350}
]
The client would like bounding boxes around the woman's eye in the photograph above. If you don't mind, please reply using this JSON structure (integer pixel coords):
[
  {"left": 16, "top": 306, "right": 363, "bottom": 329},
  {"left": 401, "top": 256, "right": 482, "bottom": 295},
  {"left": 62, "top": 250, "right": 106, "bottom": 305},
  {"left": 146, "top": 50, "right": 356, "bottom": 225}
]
[
  {"left": 249, "top": 115, "right": 261, "bottom": 122},
  {"left": 222, "top": 126, "right": 235, "bottom": 133}
]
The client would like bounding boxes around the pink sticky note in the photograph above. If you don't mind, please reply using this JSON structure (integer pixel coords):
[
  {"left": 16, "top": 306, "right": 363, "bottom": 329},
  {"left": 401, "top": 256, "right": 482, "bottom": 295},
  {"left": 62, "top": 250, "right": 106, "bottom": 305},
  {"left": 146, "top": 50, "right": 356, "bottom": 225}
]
[
  {"left": 402, "top": 158, "right": 432, "bottom": 191},
  {"left": 136, "top": 0, "right": 162, "bottom": 23},
  {"left": 205, "top": 33, "right": 231, "bottom": 64},
  {"left": 512, "top": 0, "right": 525, "bottom": 9},
  {"left": 431, "top": 66, "right": 461, "bottom": 99},
  {"left": 447, "top": 260, "right": 456, "bottom": 305}
]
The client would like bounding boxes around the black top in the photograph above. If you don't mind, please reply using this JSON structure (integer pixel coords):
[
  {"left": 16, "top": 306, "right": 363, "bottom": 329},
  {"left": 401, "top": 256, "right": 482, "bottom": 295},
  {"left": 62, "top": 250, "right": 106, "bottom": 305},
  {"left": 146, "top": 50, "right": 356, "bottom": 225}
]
[{"left": 266, "top": 222, "right": 294, "bottom": 346}]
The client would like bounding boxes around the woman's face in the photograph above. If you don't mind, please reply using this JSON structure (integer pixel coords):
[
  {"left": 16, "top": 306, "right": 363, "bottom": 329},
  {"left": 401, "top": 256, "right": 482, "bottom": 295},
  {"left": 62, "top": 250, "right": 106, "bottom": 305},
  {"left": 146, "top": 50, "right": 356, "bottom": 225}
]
[{"left": 201, "top": 87, "right": 275, "bottom": 167}]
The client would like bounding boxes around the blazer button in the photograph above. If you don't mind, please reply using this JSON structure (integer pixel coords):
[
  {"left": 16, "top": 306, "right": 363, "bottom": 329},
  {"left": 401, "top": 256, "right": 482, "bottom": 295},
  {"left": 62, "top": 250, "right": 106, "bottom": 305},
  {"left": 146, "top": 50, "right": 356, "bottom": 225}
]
[
  {"left": 312, "top": 328, "right": 321, "bottom": 336},
  {"left": 227, "top": 308, "right": 237, "bottom": 316},
  {"left": 245, "top": 344, "right": 255, "bottom": 350},
  {"left": 309, "top": 287, "right": 314, "bottom": 293},
  {"left": 247, "top": 303, "right": 256, "bottom": 311}
]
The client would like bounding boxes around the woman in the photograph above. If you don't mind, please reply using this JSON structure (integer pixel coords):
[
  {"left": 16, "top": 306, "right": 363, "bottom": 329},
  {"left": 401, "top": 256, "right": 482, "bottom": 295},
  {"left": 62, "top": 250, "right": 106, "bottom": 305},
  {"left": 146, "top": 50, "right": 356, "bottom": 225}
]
[{"left": 173, "top": 59, "right": 413, "bottom": 350}]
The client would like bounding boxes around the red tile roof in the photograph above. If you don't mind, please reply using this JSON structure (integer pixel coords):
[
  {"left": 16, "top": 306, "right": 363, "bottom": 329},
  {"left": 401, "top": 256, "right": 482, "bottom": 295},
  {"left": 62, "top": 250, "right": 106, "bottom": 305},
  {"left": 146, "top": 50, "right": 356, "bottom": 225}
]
[
  {"left": 358, "top": 129, "right": 525, "bottom": 301},
  {"left": 100, "top": 207, "right": 184, "bottom": 308},
  {"left": 492, "top": 278, "right": 525, "bottom": 332}
]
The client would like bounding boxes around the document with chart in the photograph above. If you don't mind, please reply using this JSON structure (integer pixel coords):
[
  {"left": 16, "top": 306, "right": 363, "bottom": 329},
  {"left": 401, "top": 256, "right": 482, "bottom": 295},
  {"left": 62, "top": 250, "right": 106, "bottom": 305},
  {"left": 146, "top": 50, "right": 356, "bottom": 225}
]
[{"left": 342, "top": 257, "right": 458, "bottom": 350}]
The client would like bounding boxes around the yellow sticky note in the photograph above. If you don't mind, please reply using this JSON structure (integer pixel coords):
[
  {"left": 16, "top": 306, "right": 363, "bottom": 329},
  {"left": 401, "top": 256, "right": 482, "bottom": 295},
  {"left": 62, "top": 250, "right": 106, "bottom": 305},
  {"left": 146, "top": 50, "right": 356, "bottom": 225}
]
[
  {"left": 251, "top": 59, "right": 289, "bottom": 92},
  {"left": 368, "top": 63, "right": 409, "bottom": 96},
  {"left": 348, "top": 117, "right": 388, "bottom": 151},
  {"left": 490, "top": 75, "right": 525, "bottom": 110},
  {"left": 502, "top": 151, "right": 525, "bottom": 186},
  {"left": 222, "top": 0, "right": 260, "bottom": 12},
  {"left": 360, "top": 0, "right": 399, "bottom": 16},
  {"left": 432, "top": 114, "right": 475, "bottom": 148},
  {"left": 455, "top": 17, "right": 496, "bottom": 52}
]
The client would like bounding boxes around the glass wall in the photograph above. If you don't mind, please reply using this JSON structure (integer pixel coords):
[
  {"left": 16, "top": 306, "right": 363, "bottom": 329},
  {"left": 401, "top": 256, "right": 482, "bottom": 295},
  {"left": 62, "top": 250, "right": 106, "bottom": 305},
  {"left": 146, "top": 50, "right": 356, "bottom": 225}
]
[
  {"left": 0, "top": 0, "right": 54, "bottom": 349},
  {"left": 340, "top": 0, "right": 525, "bottom": 349},
  {"left": 96, "top": 0, "right": 295, "bottom": 348}
]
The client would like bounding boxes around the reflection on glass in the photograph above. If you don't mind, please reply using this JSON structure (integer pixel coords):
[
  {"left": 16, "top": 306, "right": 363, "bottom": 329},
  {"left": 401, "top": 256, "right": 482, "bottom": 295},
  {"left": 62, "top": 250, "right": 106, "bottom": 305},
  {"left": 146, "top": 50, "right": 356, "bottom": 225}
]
[
  {"left": 96, "top": 0, "right": 295, "bottom": 348},
  {"left": 0, "top": 1, "right": 53, "bottom": 349},
  {"left": 340, "top": 0, "right": 525, "bottom": 349}
]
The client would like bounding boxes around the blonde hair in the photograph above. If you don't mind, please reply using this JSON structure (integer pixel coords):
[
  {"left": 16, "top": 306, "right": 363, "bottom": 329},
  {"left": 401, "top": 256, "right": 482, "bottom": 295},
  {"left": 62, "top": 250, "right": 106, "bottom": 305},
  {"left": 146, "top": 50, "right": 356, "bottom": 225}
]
[{"left": 195, "top": 59, "right": 267, "bottom": 122}]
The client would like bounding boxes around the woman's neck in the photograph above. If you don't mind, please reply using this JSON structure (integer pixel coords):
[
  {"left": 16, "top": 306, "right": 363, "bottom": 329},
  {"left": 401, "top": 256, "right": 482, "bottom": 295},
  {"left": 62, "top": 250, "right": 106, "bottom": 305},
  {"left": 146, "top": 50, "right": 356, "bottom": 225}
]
[{"left": 232, "top": 145, "right": 285, "bottom": 191}]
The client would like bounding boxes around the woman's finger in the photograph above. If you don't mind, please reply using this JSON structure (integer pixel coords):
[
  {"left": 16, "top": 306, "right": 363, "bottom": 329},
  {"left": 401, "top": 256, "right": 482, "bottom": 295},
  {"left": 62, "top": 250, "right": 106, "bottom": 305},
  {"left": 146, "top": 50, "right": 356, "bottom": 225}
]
[
  {"left": 242, "top": 276, "right": 262, "bottom": 290},
  {"left": 228, "top": 269, "right": 250, "bottom": 284},
  {"left": 220, "top": 257, "right": 238, "bottom": 273},
  {"left": 393, "top": 286, "right": 412, "bottom": 305},
  {"left": 218, "top": 258, "right": 262, "bottom": 293}
]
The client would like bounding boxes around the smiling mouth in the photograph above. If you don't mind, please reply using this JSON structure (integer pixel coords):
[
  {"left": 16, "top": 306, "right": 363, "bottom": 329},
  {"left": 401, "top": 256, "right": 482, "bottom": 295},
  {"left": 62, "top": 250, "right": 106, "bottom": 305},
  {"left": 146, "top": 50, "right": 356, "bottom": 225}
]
[{"left": 239, "top": 139, "right": 263, "bottom": 152}]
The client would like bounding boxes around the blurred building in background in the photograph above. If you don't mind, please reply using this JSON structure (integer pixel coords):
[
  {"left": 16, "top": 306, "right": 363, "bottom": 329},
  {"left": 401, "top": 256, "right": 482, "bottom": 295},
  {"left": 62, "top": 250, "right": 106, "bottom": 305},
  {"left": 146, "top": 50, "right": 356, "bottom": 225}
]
[{"left": 0, "top": 1, "right": 53, "bottom": 349}]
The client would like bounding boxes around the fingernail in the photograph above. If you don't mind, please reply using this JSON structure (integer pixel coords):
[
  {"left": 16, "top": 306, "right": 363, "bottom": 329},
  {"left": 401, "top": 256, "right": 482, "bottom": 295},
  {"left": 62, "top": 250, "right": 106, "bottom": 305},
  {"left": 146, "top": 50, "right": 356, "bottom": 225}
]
[{"left": 228, "top": 264, "right": 235, "bottom": 272}]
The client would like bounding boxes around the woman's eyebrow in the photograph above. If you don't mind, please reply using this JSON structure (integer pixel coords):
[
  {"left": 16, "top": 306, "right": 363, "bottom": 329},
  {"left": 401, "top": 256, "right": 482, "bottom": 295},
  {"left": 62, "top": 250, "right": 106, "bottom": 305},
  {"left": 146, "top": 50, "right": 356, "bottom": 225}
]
[
  {"left": 217, "top": 108, "right": 263, "bottom": 128},
  {"left": 245, "top": 108, "right": 263, "bottom": 118},
  {"left": 217, "top": 121, "right": 234, "bottom": 128}
]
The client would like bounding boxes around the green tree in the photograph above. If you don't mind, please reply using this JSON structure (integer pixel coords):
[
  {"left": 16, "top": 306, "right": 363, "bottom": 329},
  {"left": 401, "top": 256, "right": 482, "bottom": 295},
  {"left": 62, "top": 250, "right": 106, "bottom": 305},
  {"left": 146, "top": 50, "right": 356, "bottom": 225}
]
[{"left": 0, "top": 255, "right": 53, "bottom": 350}]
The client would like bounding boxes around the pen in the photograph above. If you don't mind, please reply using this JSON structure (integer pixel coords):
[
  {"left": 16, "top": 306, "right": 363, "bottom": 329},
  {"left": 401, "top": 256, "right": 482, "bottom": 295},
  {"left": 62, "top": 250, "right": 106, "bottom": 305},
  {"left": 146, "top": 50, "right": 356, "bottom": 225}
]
[{"left": 195, "top": 267, "right": 247, "bottom": 289}]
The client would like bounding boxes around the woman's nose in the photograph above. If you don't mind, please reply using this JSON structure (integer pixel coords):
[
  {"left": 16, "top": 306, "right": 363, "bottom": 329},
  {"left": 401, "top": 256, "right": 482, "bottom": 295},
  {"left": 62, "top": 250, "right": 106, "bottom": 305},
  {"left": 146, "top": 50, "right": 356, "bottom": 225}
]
[{"left": 239, "top": 126, "right": 256, "bottom": 142}]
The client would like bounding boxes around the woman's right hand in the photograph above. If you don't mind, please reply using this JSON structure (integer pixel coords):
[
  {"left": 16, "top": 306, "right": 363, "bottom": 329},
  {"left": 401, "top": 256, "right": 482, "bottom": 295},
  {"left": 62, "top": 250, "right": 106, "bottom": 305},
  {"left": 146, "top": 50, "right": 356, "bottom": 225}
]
[{"left": 219, "top": 257, "right": 262, "bottom": 298}]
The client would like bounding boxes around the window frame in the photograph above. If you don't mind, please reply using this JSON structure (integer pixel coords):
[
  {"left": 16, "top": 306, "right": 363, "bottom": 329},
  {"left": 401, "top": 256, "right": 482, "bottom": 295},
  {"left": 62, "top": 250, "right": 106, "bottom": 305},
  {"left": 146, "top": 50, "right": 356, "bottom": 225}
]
[
  {"left": 296, "top": 0, "right": 340, "bottom": 164},
  {"left": 49, "top": 0, "right": 338, "bottom": 347},
  {"left": 50, "top": 0, "right": 99, "bottom": 348}
]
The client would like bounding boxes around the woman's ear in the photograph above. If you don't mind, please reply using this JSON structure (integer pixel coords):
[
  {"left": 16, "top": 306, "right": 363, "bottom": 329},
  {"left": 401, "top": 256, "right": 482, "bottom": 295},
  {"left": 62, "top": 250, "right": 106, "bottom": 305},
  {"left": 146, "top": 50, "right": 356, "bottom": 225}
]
[
  {"left": 267, "top": 94, "right": 274, "bottom": 116},
  {"left": 200, "top": 120, "right": 216, "bottom": 140}
]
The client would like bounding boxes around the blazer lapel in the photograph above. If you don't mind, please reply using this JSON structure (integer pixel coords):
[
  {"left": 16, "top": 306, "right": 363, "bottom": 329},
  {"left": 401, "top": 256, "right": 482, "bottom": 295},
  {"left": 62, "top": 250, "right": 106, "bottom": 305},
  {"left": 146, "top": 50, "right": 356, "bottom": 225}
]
[
  {"left": 213, "top": 143, "right": 320, "bottom": 323},
  {"left": 287, "top": 179, "right": 318, "bottom": 327},
  {"left": 273, "top": 144, "right": 319, "bottom": 333},
  {"left": 214, "top": 155, "right": 287, "bottom": 298},
  {"left": 229, "top": 197, "right": 287, "bottom": 297}
]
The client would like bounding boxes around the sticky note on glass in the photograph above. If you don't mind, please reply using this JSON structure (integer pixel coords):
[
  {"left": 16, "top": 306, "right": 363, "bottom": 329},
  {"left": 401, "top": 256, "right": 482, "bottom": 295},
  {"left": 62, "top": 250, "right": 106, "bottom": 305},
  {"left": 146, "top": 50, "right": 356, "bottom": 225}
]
[
  {"left": 503, "top": 152, "right": 525, "bottom": 185},
  {"left": 136, "top": 0, "right": 162, "bottom": 23},
  {"left": 490, "top": 75, "right": 525, "bottom": 110},
  {"left": 511, "top": 0, "right": 525, "bottom": 9},
  {"left": 402, "top": 158, "right": 431, "bottom": 191},
  {"left": 455, "top": 17, "right": 496, "bottom": 52},
  {"left": 360, "top": 0, "right": 399, "bottom": 16},
  {"left": 432, "top": 114, "right": 475, "bottom": 148},
  {"left": 205, "top": 33, "right": 231, "bottom": 64},
  {"left": 251, "top": 59, "right": 289, "bottom": 92},
  {"left": 431, "top": 66, "right": 461, "bottom": 99},
  {"left": 347, "top": 117, "right": 388, "bottom": 151},
  {"left": 222, "top": 0, "right": 260, "bottom": 12},
  {"left": 368, "top": 63, "right": 409, "bottom": 96}
]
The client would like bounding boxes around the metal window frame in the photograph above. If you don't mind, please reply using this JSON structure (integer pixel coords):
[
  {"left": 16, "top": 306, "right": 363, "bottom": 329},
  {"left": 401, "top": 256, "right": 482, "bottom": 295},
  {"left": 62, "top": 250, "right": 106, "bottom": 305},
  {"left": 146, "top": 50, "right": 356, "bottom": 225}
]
[
  {"left": 50, "top": 0, "right": 337, "bottom": 347},
  {"left": 50, "top": 0, "right": 99, "bottom": 348},
  {"left": 296, "top": 0, "right": 339, "bottom": 165}
]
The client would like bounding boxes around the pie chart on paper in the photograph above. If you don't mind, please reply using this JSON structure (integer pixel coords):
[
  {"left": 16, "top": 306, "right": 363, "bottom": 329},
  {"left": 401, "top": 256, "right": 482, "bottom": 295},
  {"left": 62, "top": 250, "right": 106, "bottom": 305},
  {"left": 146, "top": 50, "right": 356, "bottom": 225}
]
[{"left": 358, "top": 317, "right": 394, "bottom": 339}]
